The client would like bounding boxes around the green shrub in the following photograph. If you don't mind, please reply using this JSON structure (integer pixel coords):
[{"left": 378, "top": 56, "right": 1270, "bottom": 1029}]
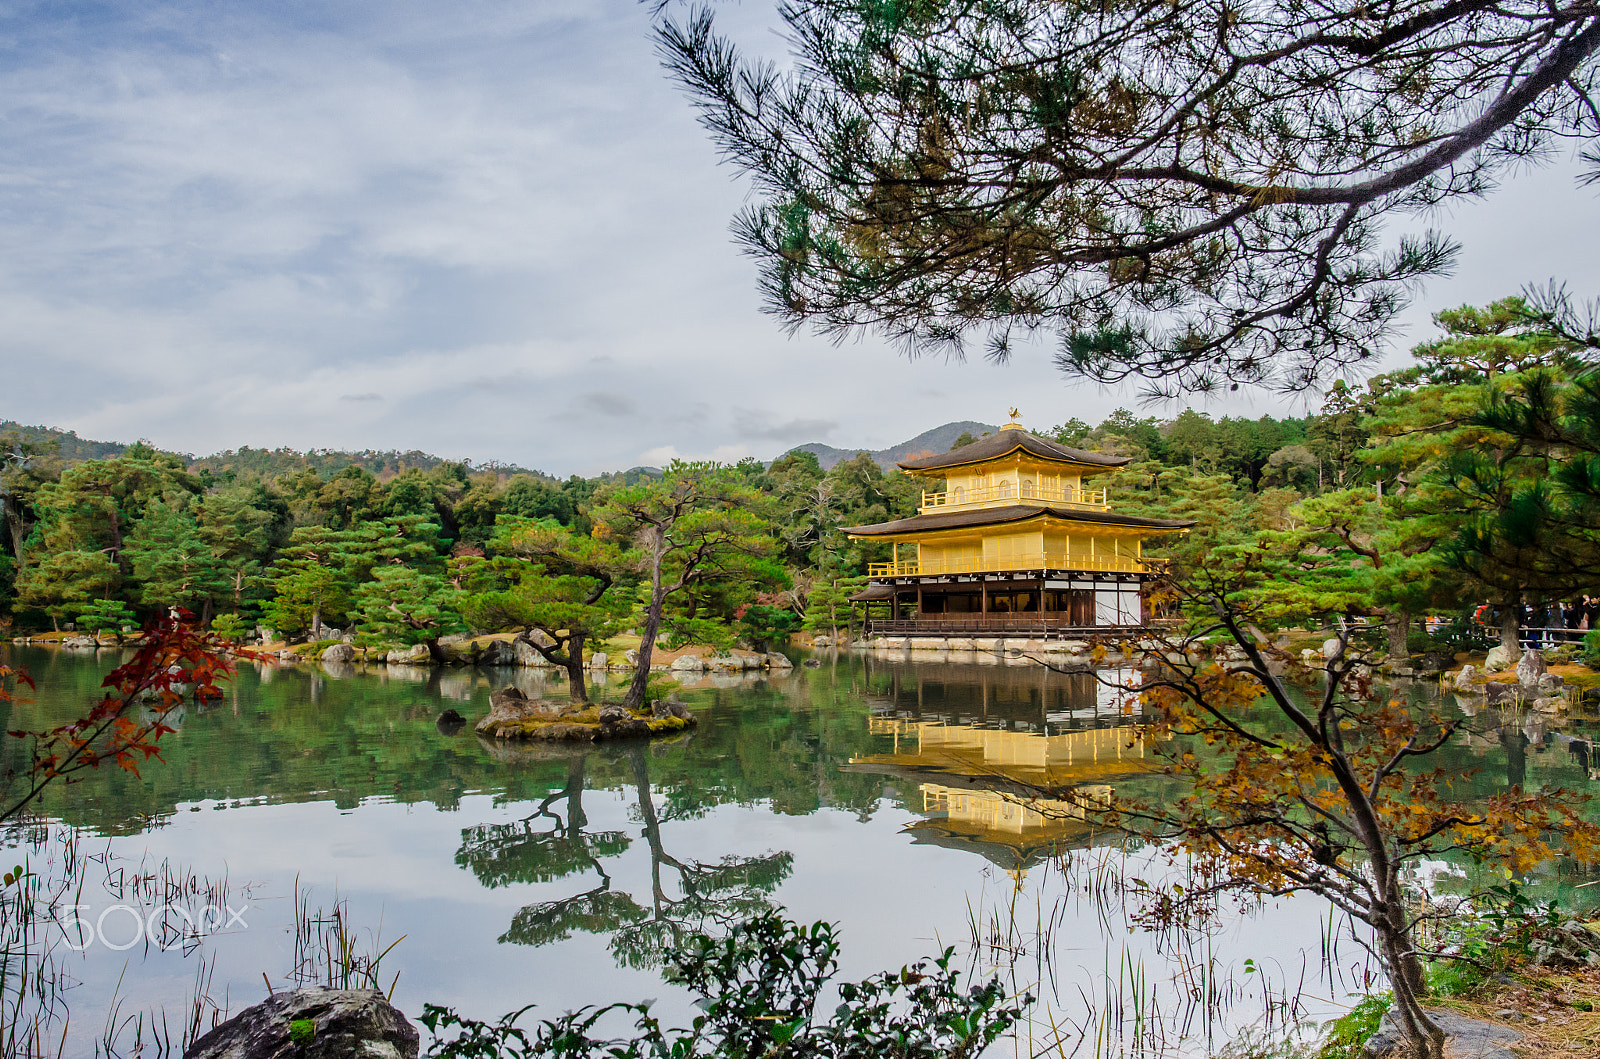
[
  {"left": 210, "top": 613, "right": 251, "bottom": 644},
  {"left": 1581, "top": 627, "right": 1600, "bottom": 667},
  {"left": 1318, "top": 992, "right": 1390, "bottom": 1059},
  {"left": 421, "top": 915, "right": 1029, "bottom": 1059}
]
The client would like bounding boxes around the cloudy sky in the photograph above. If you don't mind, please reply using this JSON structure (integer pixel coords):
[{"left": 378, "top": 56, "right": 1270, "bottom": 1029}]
[{"left": 3, "top": 1, "right": 1599, "bottom": 476}]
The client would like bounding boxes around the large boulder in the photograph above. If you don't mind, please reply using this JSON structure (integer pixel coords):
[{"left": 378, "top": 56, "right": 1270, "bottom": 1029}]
[
  {"left": 1484, "top": 642, "right": 1518, "bottom": 672},
  {"left": 1483, "top": 681, "right": 1522, "bottom": 705},
  {"left": 1361, "top": 1008, "right": 1520, "bottom": 1059},
  {"left": 765, "top": 651, "right": 794, "bottom": 669},
  {"left": 477, "top": 639, "right": 516, "bottom": 667},
  {"left": 320, "top": 643, "right": 355, "bottom": 664},
  {"left": 1452, "top": 664, "right": 1479, "bottom": 692},
  {"left": 1322, "top": 637, "right": 1343, "bottom": 661},
  {"left": 389, "top": 643, "right": 431, "bottom": 664},
  {"left": 652, "top": 694, "right": 693, "bottom": 721},
  {"left": 476, "top": 686, "right": 566, "bottom": 738},
  {"left": 588, "top": 652, "right": 609, "bottom": 670},
  {"left": 513, "top": 639, "right": 551, "bottom": 667},
  {"left": 1537, "top": 671, "right": 1565, "bottom": 696},
  {"left": 670, "top": 654, "right": 705, "bottom": 672},
  {"left": 1515, "top": 648, "right": 1547, "bottom": 689},
  {"left": 183, "top": 987, "right": 417, "bottom": 1059}
]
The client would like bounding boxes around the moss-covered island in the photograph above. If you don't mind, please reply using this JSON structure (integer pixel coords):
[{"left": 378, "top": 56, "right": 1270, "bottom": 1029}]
[{"left": 473, "top": 684, "right": 695, "bottom": 741}]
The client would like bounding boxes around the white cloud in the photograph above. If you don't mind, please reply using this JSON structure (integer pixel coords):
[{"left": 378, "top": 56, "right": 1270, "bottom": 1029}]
[{"left": 1, "top": 2, "right": 1596, "bottom": 476}]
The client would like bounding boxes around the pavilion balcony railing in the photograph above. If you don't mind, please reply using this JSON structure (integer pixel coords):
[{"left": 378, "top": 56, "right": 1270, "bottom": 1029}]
[
  {"left": 866, "top": 616, "right": 1145, "bottom": 635},
  {"left": 918, "top": 484, "right": 1109, "bottom": 514},
  {"left": 866, "top": 552, "right": 1156, "bottom": 578}
]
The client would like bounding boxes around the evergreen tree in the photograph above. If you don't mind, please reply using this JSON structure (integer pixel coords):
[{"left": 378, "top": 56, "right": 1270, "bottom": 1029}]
[
  {"left": 801, "top": 575, "right": 867, "bottom": 641},
  {"left": 657, "top": 0, "right": 1600, "bottom": 398},
  {"left": 353, "top": 566, "right": 466, "bottom": 664},
  {"left": 77, "top": 598, "right": 136, "bottom": 640},
  {"left": 594, "top": 463, "right": 783, "bottom": 710},
  {"left": 124, "top": 500, "right": 229, "bottom": 621},
  {"left": 459, "top": 518, "right": 631, "bottom": 704},
  {"left": 17, "top": 549, "right": 118, "bottom": 630}
]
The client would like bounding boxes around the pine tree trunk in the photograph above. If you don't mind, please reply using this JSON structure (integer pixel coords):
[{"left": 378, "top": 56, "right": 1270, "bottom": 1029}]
[
  {"left": 565, "top": 632, "right": 589, "bottom": 704},
  {"left": 624, "top": 531, "right": 669, "bottom": 712},
  {"left": 1500, "top": 602, "right": 1522, "bottom": 653},
  {"left": 1386, "top": 611, "right": 1410, "bottom": 663}
]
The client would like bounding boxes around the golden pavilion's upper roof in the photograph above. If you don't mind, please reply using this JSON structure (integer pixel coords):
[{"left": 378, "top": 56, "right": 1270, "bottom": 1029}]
[
  {"left": 842, "top": 503, "right": 1195, "bottom": 539},
  {"left": 897, "top": 424, "right": 1129, "bottom": 477}
]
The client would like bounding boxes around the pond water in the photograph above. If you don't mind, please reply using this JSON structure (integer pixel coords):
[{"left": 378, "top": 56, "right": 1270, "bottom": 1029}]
[{"left": 1, "top": 646, "right": 1596, "bottom": 1057}]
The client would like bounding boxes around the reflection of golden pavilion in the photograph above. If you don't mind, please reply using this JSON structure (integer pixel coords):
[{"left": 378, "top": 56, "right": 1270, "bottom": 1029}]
[
  {"left": 861, "top": 717, "right": 1151, "bottom": 788},
  {"left": 850, "top": 720, "right": 1155, "bottom": 873},
  {"left": 922, "top": 782, "right": 1109, "bottom": 836}
]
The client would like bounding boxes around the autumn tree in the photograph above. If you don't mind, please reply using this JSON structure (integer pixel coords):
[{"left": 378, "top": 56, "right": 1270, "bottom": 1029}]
[
  {"left": 1053, "top": 565, "right": 1600, "bottom": 1059},
  {"left": 1, "top": 613, "right": 241, "bottom": 822},
  {"left": 594, "top": 463, "right": 783, "bottom": 710},
  {"left": 658, "top": 0, "right": 1600, "bottom": 395}
]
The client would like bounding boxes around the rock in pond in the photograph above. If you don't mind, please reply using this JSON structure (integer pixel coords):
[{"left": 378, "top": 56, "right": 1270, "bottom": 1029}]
[
  {"left": 183, "top": 986, "right": 417, "bottom": 1059},
  {"left": 320, "top": 643, "right": 355, "bottom": 664},
  {"left": 1515, "top": 648, "right": 1547, "bottom": 689},
  {"left": 652, "top": 694, "right": 692, "bottom": 720},
  {"left": 436, "top": 708, "right": 466, "bottom": 735},
  {"left": 1483, "top": 681, "right": 1523, "bottom": 705},
  {"left": 1452, "top": 663, "right": 1479, "bottom": 692}
]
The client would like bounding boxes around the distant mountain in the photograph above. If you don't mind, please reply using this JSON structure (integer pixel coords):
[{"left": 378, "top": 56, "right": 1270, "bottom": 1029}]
[
  {"left": 0, "top": 420, "right": 128, "bottom": 462},
  {"left": 0, "top": 421, "right": 553, "bottom": 480},
  {"left": 188, "top": 447, "right": 553, "bottom": 481},
  {"left": 786, "top": 420, "right": 999, "bottom": 471}
]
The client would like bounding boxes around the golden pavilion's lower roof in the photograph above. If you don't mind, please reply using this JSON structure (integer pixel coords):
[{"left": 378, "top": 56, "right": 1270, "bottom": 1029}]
[{"left": 843, "top": 503, "right": 1195, "bottom": 538}]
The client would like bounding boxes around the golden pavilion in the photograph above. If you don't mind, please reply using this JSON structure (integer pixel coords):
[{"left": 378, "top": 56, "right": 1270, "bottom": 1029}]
[{"left": 843, "top": 417, "right": 1193, "bottom": 635}]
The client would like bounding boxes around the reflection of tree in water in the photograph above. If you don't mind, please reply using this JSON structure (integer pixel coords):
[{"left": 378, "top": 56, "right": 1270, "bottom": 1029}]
[{"left": 461, "top": 746, "right": 792, "bottom": 969}]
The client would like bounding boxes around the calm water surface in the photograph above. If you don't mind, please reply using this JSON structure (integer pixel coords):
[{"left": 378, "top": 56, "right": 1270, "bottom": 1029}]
[{"left": 2, "top": 646, "right": 1596, "bottom": 1056}]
